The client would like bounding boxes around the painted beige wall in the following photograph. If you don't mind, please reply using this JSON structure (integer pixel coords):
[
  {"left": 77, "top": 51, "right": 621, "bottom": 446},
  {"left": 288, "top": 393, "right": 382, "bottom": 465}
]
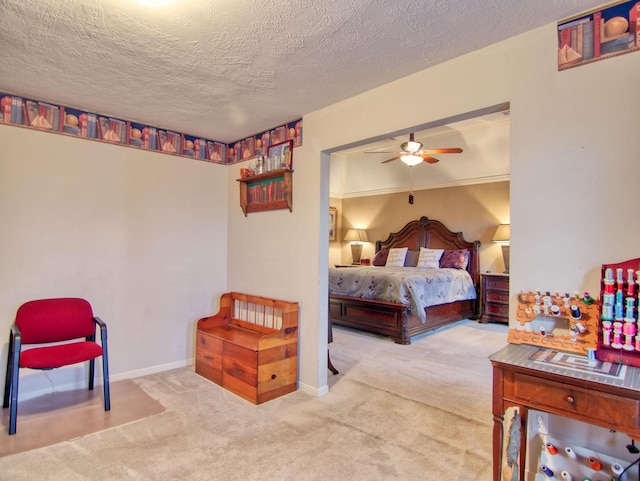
[
  {"left": 2, "top": 18, "right": 638, "bottom": 400},
  {"left": 289, "top": 22, "right": 639, "bottom": 393},
  {"left": 337, "top": 181, "right": 510, "bottom": 273},
  {"left": 0, "top": 125, "right": 228, "bottom": 397}
]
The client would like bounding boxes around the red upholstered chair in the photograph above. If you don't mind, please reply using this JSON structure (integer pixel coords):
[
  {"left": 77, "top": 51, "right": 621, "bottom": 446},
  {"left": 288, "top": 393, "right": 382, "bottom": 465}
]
[{"left": 2, "top": 298, "right": 110, "bottom": 435}]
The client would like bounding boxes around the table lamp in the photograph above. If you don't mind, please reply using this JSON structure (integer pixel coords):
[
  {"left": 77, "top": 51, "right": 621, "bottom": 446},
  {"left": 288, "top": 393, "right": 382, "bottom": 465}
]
[
  {"left": 344, "top": 229, "right": 368, "bottom": 265},
  {"left": 492, "top": 224, "right": 510, "bottom": 274}
]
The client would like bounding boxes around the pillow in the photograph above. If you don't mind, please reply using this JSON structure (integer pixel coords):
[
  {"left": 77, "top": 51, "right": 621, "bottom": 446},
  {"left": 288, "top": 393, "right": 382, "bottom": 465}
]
[
  {"left": 385, "top": 247, "right": 408, "bottom": 267},
  {"left": 439, "top": 249, "right": 470, "bottom": 269},
  {"left": 416, "top": 247, "right": 444, "bottom": 269},
  {"left": 404, "top": 250, "right": 419, "bottom": 267},
  {"left": 372, "top": 249, "right": 389, "bottom": 266}
]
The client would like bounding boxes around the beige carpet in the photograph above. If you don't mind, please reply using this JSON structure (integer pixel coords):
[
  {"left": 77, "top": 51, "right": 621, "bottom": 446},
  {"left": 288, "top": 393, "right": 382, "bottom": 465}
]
[
  {"left": 0, "top": 379, "right": 165, "bottom": 457},
  {"left": 0, "top": 320, "right": 508, "bottom": 480}
]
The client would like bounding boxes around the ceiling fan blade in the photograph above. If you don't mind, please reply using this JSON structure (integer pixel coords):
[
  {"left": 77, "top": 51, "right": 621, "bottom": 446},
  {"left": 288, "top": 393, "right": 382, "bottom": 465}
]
[
  {"left": 420, "top": 154, "right": 440, "bottom": 164},
  {"left": 422, "top": 148, "right": 463, "bottom": 154},
  {"left": 381, "top": 156, "right": 400, "bottom": 164}
]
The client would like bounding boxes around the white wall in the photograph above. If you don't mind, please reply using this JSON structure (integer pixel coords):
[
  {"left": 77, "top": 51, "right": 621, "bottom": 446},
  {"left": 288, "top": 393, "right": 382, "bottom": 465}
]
[{"left": 0, "top": 126, "right": 228, "bottom": 397}]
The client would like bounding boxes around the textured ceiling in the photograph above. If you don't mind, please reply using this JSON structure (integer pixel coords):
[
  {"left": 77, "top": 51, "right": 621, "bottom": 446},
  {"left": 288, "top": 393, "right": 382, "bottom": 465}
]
[{"left": 0, "top": 0, "right": 604, "bottom": 142}]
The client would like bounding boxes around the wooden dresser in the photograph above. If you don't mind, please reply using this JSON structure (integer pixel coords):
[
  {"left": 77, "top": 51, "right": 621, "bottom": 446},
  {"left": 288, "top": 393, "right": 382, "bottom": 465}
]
[
  {"left": 490, "top": 344, "right": 640, "bottom": 481},
  {"left": 480, "top": 273, "right": 509, "bottom": 324}
]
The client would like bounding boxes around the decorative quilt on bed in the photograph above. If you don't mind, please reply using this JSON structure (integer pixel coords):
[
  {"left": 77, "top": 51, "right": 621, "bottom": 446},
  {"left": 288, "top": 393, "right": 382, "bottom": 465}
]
[{"left": 329, "top": 266, "right": 477, "bottom": 323}]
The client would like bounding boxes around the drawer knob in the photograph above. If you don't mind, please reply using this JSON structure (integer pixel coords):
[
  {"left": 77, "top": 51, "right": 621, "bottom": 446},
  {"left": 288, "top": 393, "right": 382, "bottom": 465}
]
[
  {"left": 566, "top": 395, "right": 575, "bottom": 404},
  {"left": 204, "top": 355, "right": 213, "bottom": 361}
]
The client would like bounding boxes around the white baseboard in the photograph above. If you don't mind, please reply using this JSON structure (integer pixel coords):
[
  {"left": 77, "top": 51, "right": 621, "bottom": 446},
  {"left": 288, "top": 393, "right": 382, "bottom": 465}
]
[
  {"left": 18, "top": 359, "right": 194, "bottom": 402},
  {"left": 298, "top": 380, "right": 329, "bottom": 397}
]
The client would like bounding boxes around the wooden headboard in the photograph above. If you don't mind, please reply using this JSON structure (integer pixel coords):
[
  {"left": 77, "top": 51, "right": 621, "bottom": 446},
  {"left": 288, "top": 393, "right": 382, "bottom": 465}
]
[{"left": 375, "top": 216, "right": 481, "bottom": 288}]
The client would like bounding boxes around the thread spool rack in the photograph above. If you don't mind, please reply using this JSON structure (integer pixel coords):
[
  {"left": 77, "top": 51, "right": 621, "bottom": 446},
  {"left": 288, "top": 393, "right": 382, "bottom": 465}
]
[
  {"left": 509, "top": 290, "right": 599, "bottom": 355},
  {"left": 597, "top": 258, "right": 640, "bottom": 368}
]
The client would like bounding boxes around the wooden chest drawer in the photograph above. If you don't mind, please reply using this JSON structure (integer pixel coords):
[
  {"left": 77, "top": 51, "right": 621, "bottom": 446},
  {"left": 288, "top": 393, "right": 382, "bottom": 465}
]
[
  {"left": 223, "top": 343, "right": 258, "bottom": 385},
  {"left": 513, "top": 373, "right": 640, "bottom": 431},
  {"left": 195, "top": 332, "right": 223, "bottom": 384},
  {"left": 486, "top": 291, "right": 509, "bottom": 304},
  {"left": 486, "top": 277, "right": 509, "bottom": 291},
  {"left": 485, "top": 303, "right": 509, "bottom": 317}
]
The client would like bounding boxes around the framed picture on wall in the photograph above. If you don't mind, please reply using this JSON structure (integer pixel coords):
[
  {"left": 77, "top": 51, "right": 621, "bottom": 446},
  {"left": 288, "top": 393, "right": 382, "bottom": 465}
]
[
  {"left": 329, "top": 207, "right": 337, "bottom": 241},
  {"left": 267, "top": 139, "right": 293, "bottom": 169}
]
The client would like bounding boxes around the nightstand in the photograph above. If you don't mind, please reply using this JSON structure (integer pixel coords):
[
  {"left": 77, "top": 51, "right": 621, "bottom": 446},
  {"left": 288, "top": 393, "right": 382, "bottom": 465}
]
[{"left": 480, "top": 273, "right": 509, "bottom": 324}]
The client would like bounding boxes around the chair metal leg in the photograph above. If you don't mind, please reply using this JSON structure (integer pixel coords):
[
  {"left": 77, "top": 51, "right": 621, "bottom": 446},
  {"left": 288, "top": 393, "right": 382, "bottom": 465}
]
[
  {"left": 89, "top": 358, "right": 95, "bottom": 391},
  {"left": 101, "top": 329, "right": 110, "bottom": 412},
  {"left": 3, "top": 332, "right": 14, "bottom": 409},
  {"left": 102, "top": 357, "right": 110, "bottom": 411},
  {"left": 7, "top": 333, "right": 21, "bottom": 435}
]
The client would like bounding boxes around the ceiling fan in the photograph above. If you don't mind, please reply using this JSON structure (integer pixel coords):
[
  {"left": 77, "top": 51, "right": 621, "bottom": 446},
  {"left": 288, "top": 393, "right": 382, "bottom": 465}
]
[{"left": 367, "top": 133, "right": 463, "bottom": 166}]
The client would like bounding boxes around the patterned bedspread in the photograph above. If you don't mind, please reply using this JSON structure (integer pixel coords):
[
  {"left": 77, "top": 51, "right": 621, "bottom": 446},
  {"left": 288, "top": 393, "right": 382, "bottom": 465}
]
[{"left": 329, "top": 266, "right": 477, "bottom": 323}]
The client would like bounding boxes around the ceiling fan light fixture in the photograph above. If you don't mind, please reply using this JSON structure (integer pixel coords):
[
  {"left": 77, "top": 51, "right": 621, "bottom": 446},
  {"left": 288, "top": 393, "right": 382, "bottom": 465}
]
[
  {"left": 401, "top": 139, "right": 423, "bottom": 153},
  {"left": 400, "top": 154, "right": 423, "bottom": 167}
]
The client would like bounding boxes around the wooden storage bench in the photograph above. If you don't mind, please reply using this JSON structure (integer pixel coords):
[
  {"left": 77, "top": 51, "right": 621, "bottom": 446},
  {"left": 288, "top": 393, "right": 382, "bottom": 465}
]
[{"left": 195, "top": 292, "right": 299, "bottom": 404}]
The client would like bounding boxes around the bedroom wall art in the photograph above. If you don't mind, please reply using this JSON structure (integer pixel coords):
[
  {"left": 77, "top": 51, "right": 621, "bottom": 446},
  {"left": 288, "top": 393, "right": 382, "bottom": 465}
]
[
  {"left": 558, "top": 0, "right": 640, "bottom": 70},
  {"left": 0, "top": 92, "right": 302, "bottom": 165}
]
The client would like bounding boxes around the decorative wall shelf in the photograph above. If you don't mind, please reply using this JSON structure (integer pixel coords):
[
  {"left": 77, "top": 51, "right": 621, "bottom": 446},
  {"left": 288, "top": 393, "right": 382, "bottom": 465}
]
[{"left": 237, "top": 169, "right": 293, "bottom": 216}]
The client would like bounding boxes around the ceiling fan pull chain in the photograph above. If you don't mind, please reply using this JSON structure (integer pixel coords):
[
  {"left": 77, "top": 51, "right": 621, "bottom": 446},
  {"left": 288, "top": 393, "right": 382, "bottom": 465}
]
[{"left": 409, "top": 167, "right": 415, "bottom": 204}]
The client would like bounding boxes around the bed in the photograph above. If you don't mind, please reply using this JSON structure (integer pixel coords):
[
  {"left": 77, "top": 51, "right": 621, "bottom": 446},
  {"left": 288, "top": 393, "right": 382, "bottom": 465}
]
[{"left": 329, "top": 216, "right": 481, "bottom": 344}]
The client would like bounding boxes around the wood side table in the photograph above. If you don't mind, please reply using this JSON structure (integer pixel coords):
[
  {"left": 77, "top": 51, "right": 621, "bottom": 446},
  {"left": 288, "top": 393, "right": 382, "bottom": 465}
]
[
  {"left": 480, "top": 273, "right": 509, "bottom": 324},
  {"left": 490, "top": 343, "right": 640, "bottom": 481}
]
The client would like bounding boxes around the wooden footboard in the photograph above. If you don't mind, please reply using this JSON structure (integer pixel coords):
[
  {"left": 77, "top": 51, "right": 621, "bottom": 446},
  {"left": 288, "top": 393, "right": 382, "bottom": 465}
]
[
  {"left": 329, "top": 294, "right": 477, "bottom": 344},
  {"left": 329, "top": 294, "right": 411, "bottom": 344}
]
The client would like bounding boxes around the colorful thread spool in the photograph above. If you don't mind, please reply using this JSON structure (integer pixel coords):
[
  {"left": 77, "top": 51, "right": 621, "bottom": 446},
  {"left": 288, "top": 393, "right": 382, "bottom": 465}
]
[
  {"left": 545, "top": 442, "right": 558, "bottom": 455},
  {"left": 611, "top": 463, "right": 623, "bottom": 475},
  {"left": 565, "top": 446, "right": 577, "bottom": 459},
  {"left": 540, "top": 465, "right": 554, "bottom": 477},
  {"left": 605, "top": 268, "right": 614, "bottom": 281},
  {"left": 587, "top": 456, "right": 602, "bottom": 471},
  {"left": 602, "top": 321, "right": 612, "bottom": 346},
  {"left": 561, "top": 471, "right": 573, "bottom": 481}
]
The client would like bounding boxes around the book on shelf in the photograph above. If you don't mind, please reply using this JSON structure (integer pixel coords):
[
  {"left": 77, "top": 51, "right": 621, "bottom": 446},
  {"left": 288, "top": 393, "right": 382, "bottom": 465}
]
[
  {"left": 79, "top": 113, "right": 98, "bottom": 138},
  {"left": 594, "top": 11, "right": 602, "bottom": 58},
  {"left": 206, "top": 141, "right": 226, "bottom": 162},
  {"left": 1, "top": 96, "right": 25, "bottom": 125},
  {"left": 158, "top": 130, "right": 181, "bottom": 153},
  {"left": 32, "top": 101, "right": 61, "bottom": 131},
  {"left": 270, "top": 126, "right": 286, "bottom": 145},
  {"left": 241, "top": 137, "right": 255, "bottom": 160},
  {"left": 193, "top": 138, "right": 207, "bottom": 159},
  {"left": 142, "top": 127, "right": 158, "bottom": 150},
  {"left": 158, "top": 129, "right": 167, "bottom": 152},
  {"left": 583, "top": 20, "right": 594, "bottom": 60},
  {"left": 96, "top": 117, "right": 126, "bottom": 143},
  {"left": 24, "top": 100, "right": 38, "bottom": 127},
  {"left": 600, "top": 34, "right": 635, "bottom": 54}
]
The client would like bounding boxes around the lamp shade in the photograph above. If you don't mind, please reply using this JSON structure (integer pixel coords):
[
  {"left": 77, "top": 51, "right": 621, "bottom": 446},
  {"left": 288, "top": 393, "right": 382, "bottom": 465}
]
[
  {"left": 344, "top": 229, "right": 368, "bottom": 242},
  {"left": 492, "top": 224, "right": 510, "bottom": 243}
]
